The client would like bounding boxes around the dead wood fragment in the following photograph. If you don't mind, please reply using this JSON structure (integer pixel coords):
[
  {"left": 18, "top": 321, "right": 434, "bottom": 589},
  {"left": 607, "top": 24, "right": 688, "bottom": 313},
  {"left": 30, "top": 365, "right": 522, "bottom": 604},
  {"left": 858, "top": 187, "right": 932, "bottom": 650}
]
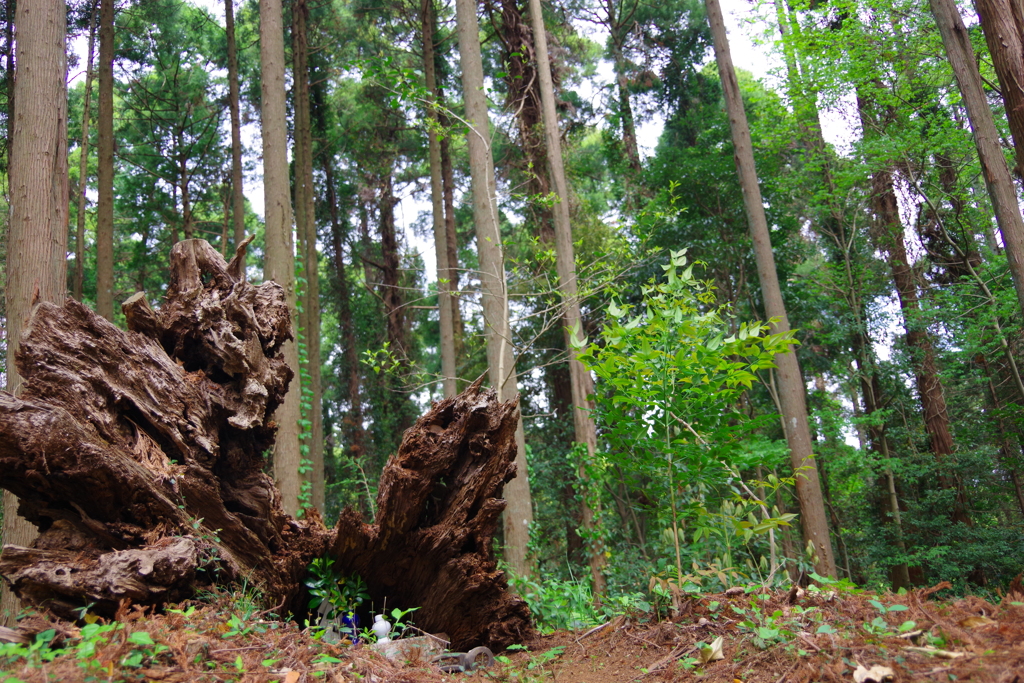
[{"left": 331, "top": 380, "right": 533, "bottom": 651}]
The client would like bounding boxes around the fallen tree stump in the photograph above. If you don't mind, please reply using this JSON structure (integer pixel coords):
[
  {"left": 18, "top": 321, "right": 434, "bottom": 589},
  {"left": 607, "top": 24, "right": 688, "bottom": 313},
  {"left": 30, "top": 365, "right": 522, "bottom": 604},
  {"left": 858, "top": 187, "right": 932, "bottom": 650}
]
[{"left": 0, "top": 239, "right": 532, "bottom": 650}]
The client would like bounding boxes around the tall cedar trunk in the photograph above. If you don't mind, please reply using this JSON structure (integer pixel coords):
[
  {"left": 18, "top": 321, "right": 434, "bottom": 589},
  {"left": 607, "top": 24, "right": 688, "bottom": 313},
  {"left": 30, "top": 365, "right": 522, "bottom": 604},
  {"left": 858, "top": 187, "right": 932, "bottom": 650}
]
[
  {"left": 609, "top": 40, "right": 641, "bottom": 173},
  {"left": 292, "top": 0, "right": 324, "bottom": 513},
  {"left": 74, "top": 2, "right": 97, "bottom": 302},
  {"left": 859, "top": 148, "right": 972, "bottom": 526},
  {"left": 179, "top": 147, "right": 193, "bottom": 240},
  {"left": 773, "top": 0, "right": 910, "bottom": 586},
  {"left": 225, "top": 0, "right": 246, "bottom": 265},
  {"left": 527, "top": 0, "right": 605, "bottom": 593},
  {"left": 95, "top": 0, "right": 114, "bottom": 321},
  {"left": 930, "top": 0, "right": 1024, "bottom": 316},
  {"left": 975, "top": 0, "right": 1024, "bottom": 179},
  {"left": 423, "top": 0, "right": 457, "bottom": 398},
  {"left": 2, "top": 0, "right": 68, "bottom": 624},
  {"left": 454, "top": 0, "right": 534, "bottom": 575},
  {"left": 493, "top": 0, "right": 554, "bottom": 245},
  {"left": 704, "top": 0, "right": 837, "bottom": 577},
  {"left": 325, "top": 163, "right": 367, "bottom": 475},
  {"left": 379, "top": 171, "right": 406, "bottom": 360},
  {"left": 259, "top": 0, "right": 304, "bottom": 515},
  {"left": 439, "top": 106, "right": 464, "bottom": 356}
]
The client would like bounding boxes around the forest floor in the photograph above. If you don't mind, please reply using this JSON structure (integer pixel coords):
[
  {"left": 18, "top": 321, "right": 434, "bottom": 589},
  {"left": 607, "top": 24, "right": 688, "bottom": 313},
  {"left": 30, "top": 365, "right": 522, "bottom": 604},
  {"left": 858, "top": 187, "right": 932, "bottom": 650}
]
[{"left": 2, "top": 581, "right": 1024, "bottom": 682}]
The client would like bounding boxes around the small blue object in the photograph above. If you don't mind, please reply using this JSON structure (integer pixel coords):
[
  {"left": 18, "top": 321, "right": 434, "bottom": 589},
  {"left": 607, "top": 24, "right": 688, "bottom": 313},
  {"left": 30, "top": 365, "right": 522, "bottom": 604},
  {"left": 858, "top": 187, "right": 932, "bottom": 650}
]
[{"left": 342, "top": 611, "right": 361, "bottom": 643}]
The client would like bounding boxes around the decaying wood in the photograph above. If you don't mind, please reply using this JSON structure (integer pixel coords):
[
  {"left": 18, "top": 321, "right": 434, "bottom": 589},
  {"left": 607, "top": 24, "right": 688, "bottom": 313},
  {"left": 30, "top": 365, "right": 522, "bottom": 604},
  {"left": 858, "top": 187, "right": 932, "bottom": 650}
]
[
  {"left": 332, "top": 380, "right": 533, "bottom": 651},
  {"left": 0, "top": 238, "right": 532, "bottom": 649},
  {"left": 0, "top": 239, "right": 329, "bottom": 619}
]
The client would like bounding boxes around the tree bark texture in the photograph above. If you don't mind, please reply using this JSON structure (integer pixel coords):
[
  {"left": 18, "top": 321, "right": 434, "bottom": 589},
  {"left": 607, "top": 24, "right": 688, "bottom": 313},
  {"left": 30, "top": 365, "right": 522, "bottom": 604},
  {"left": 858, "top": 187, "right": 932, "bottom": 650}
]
[
  {"left": 454, "top": 0, "right": 534, "bottom": 575},
  {"left": 225, "top": 0, "right": 247, "bottom": 262},
  {"left": 0, "top": 246, "right": 532, "bottom": 647},
  {"left": 74, "top": 2, "right": 98, "bottom": 303},
  {"left": 704, "top": 0, "right": 837, "bottom": 577},
  {"left": 259, "top": 0, "right": 304, "bottom": 516},
  {"left": 974, "top": 0, "right": 1024, "bottom": 179},
  {"left": 96, "top": 0, "right": 115, "bottom": 322},
  {"left": 423, "top": 0, "right": 458, "bottom": 398},
  {"left": 3, "top": 0, "right": 69, "bottom": 625},
  {"left": 292, "top": 0, "right": 325, "bottom": 514},
  {"left": 930, "top": 0, "right": 1024, "bottom": 317}
]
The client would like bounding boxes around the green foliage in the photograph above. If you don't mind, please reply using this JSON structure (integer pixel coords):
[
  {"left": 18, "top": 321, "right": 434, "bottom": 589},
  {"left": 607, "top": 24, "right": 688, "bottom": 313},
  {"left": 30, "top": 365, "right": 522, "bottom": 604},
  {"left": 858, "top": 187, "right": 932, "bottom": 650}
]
[
  {"left": 305, "top": 556, "right": 369, "bottom": 619},
  {"left": 576, "top": 250, "right": 800, "bottom": 583}
]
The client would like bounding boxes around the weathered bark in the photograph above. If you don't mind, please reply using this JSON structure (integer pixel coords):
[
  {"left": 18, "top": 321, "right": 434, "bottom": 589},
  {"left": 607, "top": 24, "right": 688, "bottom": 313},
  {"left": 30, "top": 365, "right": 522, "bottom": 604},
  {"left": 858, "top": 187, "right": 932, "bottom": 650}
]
[
  {"left": 379, "top": 171, "right": 406, "bottom": 360},
  {"left": 0, "top": 246, "right": 533, "bottom": 646},
  {"left": 259, "top": 0, "right": 304, "bottom": 515},
  {"left": 0, "top": 241, "right": 329, "bottom": 620},
  {"left": 225, "top": 0, "right": 246, "bottom": 262},
  {"left": 704, "top": 0, "right": 837, "bottom": 577},
  {"left": 292, "top": 0, "right": 325, "bottom": 513},
  {"left": 439, "top": 104, "right": 464, "bottom": 357},
  {"left": 330, "top": 380, "right": 533, "bottom": 651},
  {"left": 454, "top": 0, "right": 534, "bottom": 575},
  {"left": 3, "top": 0, "right": 69, "bottom": 624},
  {"left": 74, "top": 1, "right": 98, "bottom": 302},
  {"left": 423, "top": 0, "right": 457, "bottom": 398},
  {"left": 930, "top": 0, "right": 1024, "bottom": 316}
]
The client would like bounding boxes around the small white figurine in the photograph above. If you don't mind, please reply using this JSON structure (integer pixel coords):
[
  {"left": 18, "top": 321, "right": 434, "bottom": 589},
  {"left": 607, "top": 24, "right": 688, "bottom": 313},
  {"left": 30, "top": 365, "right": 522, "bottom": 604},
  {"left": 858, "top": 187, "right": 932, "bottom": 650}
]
[{"left": 372, "top": 614, "right": 392, "bottom": 644}]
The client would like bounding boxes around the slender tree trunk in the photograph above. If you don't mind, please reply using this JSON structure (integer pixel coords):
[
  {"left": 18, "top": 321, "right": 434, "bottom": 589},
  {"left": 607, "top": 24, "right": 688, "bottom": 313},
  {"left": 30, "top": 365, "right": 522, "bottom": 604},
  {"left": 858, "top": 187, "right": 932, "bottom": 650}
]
[
  {"left": 378, "top": 171, "right": 406, "bottom": 360},
  {"left": 225, "top": 0, "right": 246, "bottom": 265},
  {"left": 454, "top": 0, "right": 534, "bottom": 575},
  {"left": 930, "top": 0, "right": 1024, "bottom": 316},
  {"left": 610, "top": 41, "right": 641, "bottom": 173},
  {"left": 422, "top": 0, "right": 457, "bottom": 398},
  {"left": 259, "top": 0, "right": 303, "bottom": 516},
  {"left": 2, "top": 0, "right": 68, "bottom": 625},
  {"left": 95, "top": 0, "right": 114, "bottom": 321},
  {"left": 439, "top": 107, "right": 463, "bottom": 357},
  {"left": 325, "top": 160, "right": 367, "bottom": 473},
  {"left": 704, "top": 0, "right": 836, "bottom": 577},
  {"left": 527, "top": 0, "right": 605, "bottom": 593},
  {"left": 292, "top": 0, "right": 324, "bottom": 513},
  {"left": 73, "top": 2, "right": 97, "bottom": 302}
]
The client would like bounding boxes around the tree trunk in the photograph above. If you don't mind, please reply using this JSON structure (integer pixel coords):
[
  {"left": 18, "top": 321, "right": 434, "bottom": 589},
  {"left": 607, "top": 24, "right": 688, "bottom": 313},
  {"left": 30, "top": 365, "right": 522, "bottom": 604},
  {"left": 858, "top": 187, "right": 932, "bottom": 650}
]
[
  {"left": 225, "top": 0, "right": 246, "bottom": 264},
  {"left": 0, "top": 245, "right": 533, "bottom": 648},
  {"left": 974, "top": 0, "right": 1024, "bottom": 179},
  {"left": 704, "top": 0, "right": 837, "bottom": 577},
  {"left": 259, "top": 0, "right": 304, "bottom": 516},
  {"left": 526, "top": 0, "right": 605, "bottom": 594},
  {"left": 292, "top": 0, "right": 324, "bottom": 514},
  {"left": 74, "top": 2, "right": 98, "bottom": 302},
  {"left": 379, "top": 171, "right": 406, "bottom": 360},
  {"left": 610, "top": 41, "right": 641, "bottom": 173},
  {"left": 439, "top": 106, "right": 464, "bottom": 359},
  {"left": 96, "top": 0, "right": 114, "bottom": 321},
  {"left": 454, "top": 0, "right": 534, "bottom": 575},
  {"left": 423, "top": 0, "right": 457, "bottom": 398},
  {"left": 930, "top": 0, "right": 1024, "bottom": 316},
  {"left": 3, "top": 0, "right": 69, "bottom": 624}
]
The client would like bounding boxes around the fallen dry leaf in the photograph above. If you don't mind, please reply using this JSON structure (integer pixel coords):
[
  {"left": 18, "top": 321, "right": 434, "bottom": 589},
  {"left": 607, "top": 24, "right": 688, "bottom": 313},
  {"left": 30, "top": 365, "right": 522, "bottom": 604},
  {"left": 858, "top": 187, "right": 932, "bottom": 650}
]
[
  {"left": 853, "top": 663, "right": 894, "bottom": 682},
  {"left": 699, "top": 636, "right": 725, "bottom": 664}
]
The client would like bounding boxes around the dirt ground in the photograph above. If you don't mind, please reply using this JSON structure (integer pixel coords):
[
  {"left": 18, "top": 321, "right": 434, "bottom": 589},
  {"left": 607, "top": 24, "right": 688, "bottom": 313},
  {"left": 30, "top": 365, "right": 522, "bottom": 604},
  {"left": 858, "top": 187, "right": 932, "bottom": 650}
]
[{"left": 3, "top": 583, "right": 1024, "bottom": 682}]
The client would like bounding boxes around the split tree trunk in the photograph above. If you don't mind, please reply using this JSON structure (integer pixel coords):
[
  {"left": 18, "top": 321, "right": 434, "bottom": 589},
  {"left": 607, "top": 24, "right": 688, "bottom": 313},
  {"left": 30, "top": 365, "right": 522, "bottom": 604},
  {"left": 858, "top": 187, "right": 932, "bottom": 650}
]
[
  {"left": 74, "top": 2, "right": 98, "bottom": 303},
  {"left": 225, "top": 0, "right": 246, "bottom": 262},
  {"left": 0, "top": 240, "right": 532, "bottom": 650}
]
